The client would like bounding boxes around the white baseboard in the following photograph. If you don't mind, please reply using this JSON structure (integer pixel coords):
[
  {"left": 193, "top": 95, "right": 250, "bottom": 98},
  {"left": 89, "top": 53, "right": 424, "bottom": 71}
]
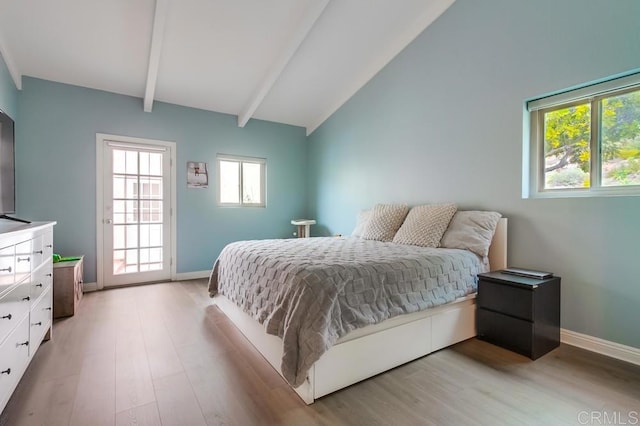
[
  {"left": 82, "top": 270, "right": 210, "bottom": 293},
  {"left": 82, "top": 282, "right": 98, "bottom": 292},
  {"left": 561, "top": 328, "right": 640, "bottom": 366},
  {"left": 174, "top": 270, "right": 211, "bottom": 281}
]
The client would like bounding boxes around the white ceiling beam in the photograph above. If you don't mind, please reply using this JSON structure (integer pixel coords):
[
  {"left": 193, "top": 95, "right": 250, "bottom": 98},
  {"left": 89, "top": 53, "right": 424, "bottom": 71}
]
[
  {"left": 238, "top": 0, "right": 331, "bottom": 128},
  {"left": 305, "top": 0, "right": 456, "bottom": 136},
  {"left": 143, "top": 0, "right": 169, "bottom": 113},
  {"left": 0, "top": 33, "right": 22, "bottom": 90}
]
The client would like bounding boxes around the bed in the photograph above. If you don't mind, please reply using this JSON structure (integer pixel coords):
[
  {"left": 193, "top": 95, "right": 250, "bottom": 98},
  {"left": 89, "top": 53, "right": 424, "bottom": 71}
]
[{"left": 208, "top": 216, "right": 507, "bottom": 404}]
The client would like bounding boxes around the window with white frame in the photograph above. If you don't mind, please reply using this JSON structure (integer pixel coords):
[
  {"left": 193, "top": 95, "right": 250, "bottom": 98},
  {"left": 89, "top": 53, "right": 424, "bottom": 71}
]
[
  {"left": 217, "top": 155, "right": 266, "bottom": 207},
  {"left": 527, "top": 72, "right": 640, "bottom": 197}
]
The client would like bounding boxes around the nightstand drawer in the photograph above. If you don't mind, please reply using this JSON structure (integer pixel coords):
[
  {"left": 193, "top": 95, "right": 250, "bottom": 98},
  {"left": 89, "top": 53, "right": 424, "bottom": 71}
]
[
  {"left": 477, "top": 279, "right": 533, "bottom": 321},
  {"left": 477, "top": 308, "right": 533, "bottom": 357}
]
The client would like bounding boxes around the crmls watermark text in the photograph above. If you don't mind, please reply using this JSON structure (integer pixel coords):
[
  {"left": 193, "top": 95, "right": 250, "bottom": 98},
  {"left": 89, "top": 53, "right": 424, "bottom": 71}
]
[{"left": 578, "top": 411, "right": 639, "bottom": 425}]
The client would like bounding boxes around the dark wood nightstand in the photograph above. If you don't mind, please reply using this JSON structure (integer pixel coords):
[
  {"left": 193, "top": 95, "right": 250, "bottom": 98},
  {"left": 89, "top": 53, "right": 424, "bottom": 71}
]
[{"left": 476, "top": 271, "right": 560, "bottom": 359}]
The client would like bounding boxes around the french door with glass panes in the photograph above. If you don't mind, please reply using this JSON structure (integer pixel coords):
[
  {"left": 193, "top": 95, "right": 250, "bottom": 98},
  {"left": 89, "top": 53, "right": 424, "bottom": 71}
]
[{"left": 99, "top": 136, "right": 174, "bottom": 287}]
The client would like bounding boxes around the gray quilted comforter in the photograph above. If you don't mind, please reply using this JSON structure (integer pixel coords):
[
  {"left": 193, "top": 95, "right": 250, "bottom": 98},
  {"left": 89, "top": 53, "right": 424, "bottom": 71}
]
[{"left": 208, "top": 237, "right": 485, "bottom": 387}]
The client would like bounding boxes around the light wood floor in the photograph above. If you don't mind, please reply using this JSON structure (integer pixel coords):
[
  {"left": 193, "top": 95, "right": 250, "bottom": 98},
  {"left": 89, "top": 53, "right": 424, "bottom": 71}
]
[{"left": 1, "top": 280, "right": 638, "bottom": 426}]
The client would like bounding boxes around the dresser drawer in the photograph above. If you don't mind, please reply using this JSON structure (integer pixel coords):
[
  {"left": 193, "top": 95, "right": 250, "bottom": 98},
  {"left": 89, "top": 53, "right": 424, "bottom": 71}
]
[
  {"left": 31, "top": 235, "right": 44, "bottom": 270},
  {"left": 29, "top": 287, "right": 52, "bottom": 356},
  {"left": 0, "top": 245, "right": 14, "bottom": 289},
  {"left": 477, "top": 279, "right": 534, "bottom": 321},
  {"left": 0, "top": 316, "right": 30, "bottom": 406},
  {"left": 34, "top": 231, "right": 53, "bottom": 271},
  {"left": 42, "top": 231, "right": 53, "bottom": 258},
  {"left": 30, "top": 263, "right": 53, "bottom": 302},
  {"left": 14, "top": 239, "right": 33, "bottom": 283},
  {"left": 0, "top": 284, "right": 30, "bottom": 345},
  {"left": 0, "top": 222, "right": 55, "bottom": 414},
  {"left": 477, "top": 308, "right": 533, "bottom": 357}
]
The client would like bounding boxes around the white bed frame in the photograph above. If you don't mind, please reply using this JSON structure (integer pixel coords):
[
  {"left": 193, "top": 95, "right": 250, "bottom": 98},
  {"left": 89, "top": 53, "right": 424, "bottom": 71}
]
[{"left": 214, "top": 218, "right": 507, "bottom": 404}]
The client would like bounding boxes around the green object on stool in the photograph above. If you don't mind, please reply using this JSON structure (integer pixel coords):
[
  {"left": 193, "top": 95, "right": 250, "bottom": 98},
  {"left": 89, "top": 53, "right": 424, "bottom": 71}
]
[{"left": 53, "top": 253, "right": 81, "bottom": 263}]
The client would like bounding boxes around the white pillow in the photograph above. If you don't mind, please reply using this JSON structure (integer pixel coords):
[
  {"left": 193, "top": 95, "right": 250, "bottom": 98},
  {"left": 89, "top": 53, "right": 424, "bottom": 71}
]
[
  {"left": 393, "top": 203, "right": 457, "bottom": 247},
  {"left": 351, "top": 209, "right": 371, "bottom": 237},
  {"left": 360, "top": 204, "right": 409, "bottom": 242},
  {"left": 440, "top": 211, "right": 502, "bottom": 257}
]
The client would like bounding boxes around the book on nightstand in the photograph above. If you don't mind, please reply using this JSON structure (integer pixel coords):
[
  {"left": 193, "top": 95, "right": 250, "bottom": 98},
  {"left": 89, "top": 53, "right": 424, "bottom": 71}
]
[{"left": 501, "top": 267, "right": 553, "bottom": 280}]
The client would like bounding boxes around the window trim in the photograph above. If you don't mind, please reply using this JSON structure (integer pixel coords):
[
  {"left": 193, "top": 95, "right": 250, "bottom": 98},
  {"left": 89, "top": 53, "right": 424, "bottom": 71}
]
[
  {"left": 526, "top": 70, "right": 640, "bottom": 198},
  {"left": 216, "top": 154, "right": 266, "bottom": 207}
]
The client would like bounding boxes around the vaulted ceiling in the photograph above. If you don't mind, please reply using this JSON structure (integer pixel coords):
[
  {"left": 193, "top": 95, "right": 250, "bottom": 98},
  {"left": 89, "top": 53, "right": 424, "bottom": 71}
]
[{"left": 0, "top": 0, "right": 454, "bottom": 134}]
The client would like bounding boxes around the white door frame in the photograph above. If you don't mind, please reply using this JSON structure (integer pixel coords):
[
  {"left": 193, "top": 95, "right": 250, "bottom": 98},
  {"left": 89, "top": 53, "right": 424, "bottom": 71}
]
[{"left": 96, "top": 133, "right": 177, "bottom": 290}]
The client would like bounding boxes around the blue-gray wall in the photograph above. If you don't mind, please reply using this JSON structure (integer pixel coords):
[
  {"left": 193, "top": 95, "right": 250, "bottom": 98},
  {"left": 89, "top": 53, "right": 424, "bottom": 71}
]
[
  {"left": 308, "top": 0, "right": 640, "bottom": 349},
  {"left": 17, "top": 77, "right": 307, "bottom": 282}
]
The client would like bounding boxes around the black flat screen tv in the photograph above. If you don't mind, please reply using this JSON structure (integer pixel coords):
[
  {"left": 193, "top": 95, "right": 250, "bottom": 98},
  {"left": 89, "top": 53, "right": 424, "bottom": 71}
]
[{"left": 0, "top": 108, "right": 15, "bottom": 215}]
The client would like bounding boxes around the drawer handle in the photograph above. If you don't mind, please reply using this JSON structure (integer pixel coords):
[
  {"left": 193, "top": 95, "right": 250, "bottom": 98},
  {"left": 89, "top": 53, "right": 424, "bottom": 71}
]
[
  {"left": 1, "top": 314, "right": 11, "bottom": 320},
  {"left": 0, "top": 266, "right": 11, "bottom": 273},
  {"left": 17, "top": 256, "right": 30, "bottom": 263},
  {"left": 22, "top": 296, "right": 30, "bottom": 302},
  {"left": 17, "top": 341, "right": 29, "bottom": 347},
  {"left": 35, "top": 283, "right": 43, "bottom": 288},
  {"left": 46, "top": 244, "right": 53, "bottom": 248},
  {"left": 46, "top": 273, "right": 52, "bottom": 277},
  {"left": 1, "top": 368, "right": 10, "bottom": 375},
  {"left": 32, "top": 321, "right": 42, "bottom": 327},
  {"left": 33, "top": 250, "right": 43, "bottom": 255},
  {"left": 45, "top": 307, "right": 52, "bottom": 311}
]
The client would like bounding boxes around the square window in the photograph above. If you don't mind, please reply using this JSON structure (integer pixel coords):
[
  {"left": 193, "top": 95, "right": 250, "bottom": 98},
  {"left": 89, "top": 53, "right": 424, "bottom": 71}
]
[{"left": 217, "top": 155, "right": 266, "bottom": 207}]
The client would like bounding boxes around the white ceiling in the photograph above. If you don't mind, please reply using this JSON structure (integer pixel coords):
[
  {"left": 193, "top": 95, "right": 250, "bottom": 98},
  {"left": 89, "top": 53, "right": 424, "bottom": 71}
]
[{"left": 0, "top": 0, "right": 455, "bottom": 135}]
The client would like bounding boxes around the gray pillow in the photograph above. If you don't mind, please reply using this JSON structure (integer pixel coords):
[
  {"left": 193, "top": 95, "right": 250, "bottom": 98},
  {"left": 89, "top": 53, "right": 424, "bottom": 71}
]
[
  {"left": 440, "top": 211, "right": 502, "bottom": 257},
  {"left": 351, "top": 209, "right": 371, "bottom": 237},
  {"left": 360, "top": 204, "right": 409, "bottom": 242}
]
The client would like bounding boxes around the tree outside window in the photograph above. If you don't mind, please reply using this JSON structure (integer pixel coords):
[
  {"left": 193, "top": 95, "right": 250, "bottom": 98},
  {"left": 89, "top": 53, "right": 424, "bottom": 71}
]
[{"left": 529, "top": 74, "right": 640, "bottom": 196}]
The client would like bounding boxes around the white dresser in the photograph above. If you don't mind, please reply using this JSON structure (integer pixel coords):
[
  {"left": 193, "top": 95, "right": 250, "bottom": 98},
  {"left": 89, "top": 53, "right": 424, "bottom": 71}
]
[{"left": 0, "top": 221, "right": 55, "bottom": 413}]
